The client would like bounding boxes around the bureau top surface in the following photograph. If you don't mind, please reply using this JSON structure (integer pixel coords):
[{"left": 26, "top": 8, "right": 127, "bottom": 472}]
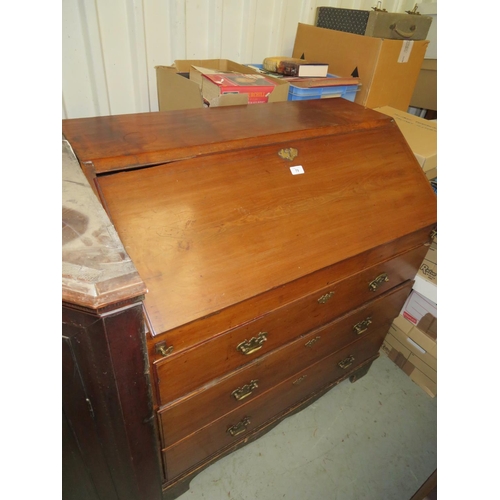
[
  {"left": 62, "top": 99, "right": 392, "bottom": 174},
  {"left": 89, "top": 100, "right": 437, "bottom": 334}
]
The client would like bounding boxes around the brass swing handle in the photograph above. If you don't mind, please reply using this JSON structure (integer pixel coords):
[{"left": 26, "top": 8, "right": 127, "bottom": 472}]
[
  {"left": 293, "top": 374, "right": 308, "bottom": 385},
  {"left": 338, "top": 355, "right": 355, "bottom": 370},
  {"left": 236, "top": 332, "right": 268, "bottom": 355},
  {"left": 317, "top": 291, "right": 334, "bottom": 304},
  {"left": 305, "top": 336, "right": 321, "bottom": 348},
  {"left": 155, "top": 341, "right": 174, "bottom": 357},
  {"left": 353, "top": 317, "right": 372, "bottom": 335},
  {"left": 227, "top": 416, "right": 251, "bottom": 437},
  {"left": 231, "top": 380, "right": 259, "bottom": 401},
  {"left": 369, "top": 273, "right": 389, "bottom": 292}
]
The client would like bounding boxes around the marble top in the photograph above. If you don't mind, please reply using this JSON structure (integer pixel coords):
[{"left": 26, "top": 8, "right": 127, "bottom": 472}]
[{"left": 62, "top": 138, "right": 147, "bottom": 309}]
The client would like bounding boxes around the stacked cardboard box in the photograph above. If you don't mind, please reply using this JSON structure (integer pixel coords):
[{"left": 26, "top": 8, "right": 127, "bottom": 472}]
[
  {"left": 381, "top": 313, "right": 437, "bottom": 397},
  {"left": 381, "top": 290, "right": 437, "bottom": 397}
]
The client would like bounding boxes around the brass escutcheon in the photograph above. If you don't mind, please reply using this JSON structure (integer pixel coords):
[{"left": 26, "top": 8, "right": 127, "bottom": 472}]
[
  {"left": 353, "top": 317, "right": 372, "bottom": 335},
  {"left": 338, "top": 355, "right": 355, "bottom": 370},
  {"left": 278, "top": 147, "right": 298, "bottom": 161},
  {"left": 231, "top": 380, "right": 259, "bottom": 401},
  {"left": 368, "top": 273, "right": 389, "bottom": 292},
  {"left": 227, "top": 416, "right": 251, "bottom": 437},
  {"left": 318, "top": 291, "right": 334, "bottom": 304},
  {"left": 236, "top": 332, "right": 268, "bottom": 355}
]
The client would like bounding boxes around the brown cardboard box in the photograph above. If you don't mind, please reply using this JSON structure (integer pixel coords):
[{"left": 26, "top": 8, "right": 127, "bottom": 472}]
[
  {"left": 156, "top": 66, "right": 204, "bottom": 111},
  {"left": 374, "top": 106, "right": 437, "bottom": 179},
  {"left": 409, "top": 367, "right": 436, "bottom": 398},
  {"left": 156, "top": 59, "right": 289, "bottom": 112},
  {"left": 410, "top": 59, "right": 437, "bottom": 110},
  {"left": 391, "top": 315, "right": 437, "bottom": 363},
  {"left": 292, "top": 23, "right": 429, "bottom": 110},
  {"left": 381, "top": 314, "right": 437, "bottom": 397},
  {"left": 381, "top": 340, "right": 436, "bottom": 398},
  {"left": 381, "top": 333, "right": 411, "bottom": 368}
]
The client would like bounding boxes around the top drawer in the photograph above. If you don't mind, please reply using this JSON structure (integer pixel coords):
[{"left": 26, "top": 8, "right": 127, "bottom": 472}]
[{"left": 152, "top": 245, "right": 425, "bottom": 405}]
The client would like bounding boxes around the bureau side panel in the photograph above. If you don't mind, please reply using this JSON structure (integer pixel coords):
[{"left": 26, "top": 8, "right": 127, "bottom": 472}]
[
  {"left": 62, "top": 303, "right": 163, "bottom": 500},
  {"left": 62, "top": 336, "right": 115, "bottom": 500}
]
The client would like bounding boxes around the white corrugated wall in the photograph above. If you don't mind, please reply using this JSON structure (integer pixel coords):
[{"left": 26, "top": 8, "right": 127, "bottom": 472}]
[{"left": 62, "top": 0, "right": 434, "bottom": 119}]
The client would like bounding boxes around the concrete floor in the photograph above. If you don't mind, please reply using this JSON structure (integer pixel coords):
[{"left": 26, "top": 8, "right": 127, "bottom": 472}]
[{"left": 178, "top": 354, "right": 437, "bottom": 500}]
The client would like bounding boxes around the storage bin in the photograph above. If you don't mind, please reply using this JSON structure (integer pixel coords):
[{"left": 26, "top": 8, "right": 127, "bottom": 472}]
[
  {"left": 246, "top": 65, "right": 358, "bottom": 102},
  {"left": 288, "top": 77, "right": 358, "bottom": 102}
]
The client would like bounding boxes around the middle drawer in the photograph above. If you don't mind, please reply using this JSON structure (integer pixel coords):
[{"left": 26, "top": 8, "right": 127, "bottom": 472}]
[{"left": 157, "top": 280, "right": 412, "bottom": 448}]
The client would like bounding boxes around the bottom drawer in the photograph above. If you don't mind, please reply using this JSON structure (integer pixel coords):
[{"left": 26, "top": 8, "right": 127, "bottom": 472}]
[{"left": 162, "top": 331, "right": 384, "bottom": 480}]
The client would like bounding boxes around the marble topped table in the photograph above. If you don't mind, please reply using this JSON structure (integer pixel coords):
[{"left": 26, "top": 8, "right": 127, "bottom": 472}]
[{"left": 62, "top": 138, "right": 146, "bottom": 309}]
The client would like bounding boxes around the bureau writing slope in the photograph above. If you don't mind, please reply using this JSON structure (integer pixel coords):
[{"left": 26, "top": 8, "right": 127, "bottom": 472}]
[{"left": 62, "top": 99, "right": 436, "bottom": 500}]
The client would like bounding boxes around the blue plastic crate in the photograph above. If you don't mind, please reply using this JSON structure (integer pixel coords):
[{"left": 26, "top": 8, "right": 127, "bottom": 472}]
[
  {"left": 288, "top": 75, "right": 358, "bottom": 102},
  {"left": 246, "top": 64, "right": 359, "bottom": 102}
]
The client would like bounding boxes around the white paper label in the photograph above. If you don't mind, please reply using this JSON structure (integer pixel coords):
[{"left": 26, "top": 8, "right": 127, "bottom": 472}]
[
  {"left": 290, "top": 165, "right": 304, "bottom": 175},
  {"left": 398, "top": 40, "right": 414, "bottom": 63}
]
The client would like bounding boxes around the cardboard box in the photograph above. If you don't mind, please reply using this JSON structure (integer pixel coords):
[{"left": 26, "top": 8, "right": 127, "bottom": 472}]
[
  {"left": 374, "top": 106, "right": 437, "bottom": 179},
  {"left": 381, "top": 314, "right": 437, "bottom": 397},
  {"left": 156, "top": 66, "right": 204, "bottom": 111},
  {"left": 409, "top": 367, "right": 436, "bottom": 398},
  {"left": 382, "top": 334, "right": 437, "bottom": 381},
  {"left": 410, "top": 59, "right": 437, "bottom": 111},
  {"left": 156, "top": 59, "right": 289, "bottom": 112},
  {"left": 381, "top": 332, "right": 412, "bottom": 368},
  {"left": 401, "top": 289, "right": 437, "bottom": 339},
  {"left": 292, "top": 23, "right": 429, "bottom": 111},
  {"left": 391, "top": 315, "right": 437, "bottom": 362},
  {"left": 381, "top": 340, "right": 437, "bottom": 398},
  {"left": 413, "top": 239, "right": 437, "bottom": 303}
]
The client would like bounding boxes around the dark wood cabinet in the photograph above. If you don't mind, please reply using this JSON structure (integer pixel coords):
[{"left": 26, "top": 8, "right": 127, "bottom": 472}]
[{"left": 62, "top": 99, "right": 436, "bottom": 499}]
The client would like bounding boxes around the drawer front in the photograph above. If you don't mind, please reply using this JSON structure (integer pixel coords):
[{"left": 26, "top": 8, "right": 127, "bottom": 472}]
[
  {"left": 148, "top": 235, "right": 431, "bottom": 362},
  {"left": 154, "top": 247, "right": 423, "bottom": 405},
  {"left": 162, "top": 332, "right": 383, "bottom": 480},
  {"left": 157, "top": 280, "right": 411, "bottom": 447}
]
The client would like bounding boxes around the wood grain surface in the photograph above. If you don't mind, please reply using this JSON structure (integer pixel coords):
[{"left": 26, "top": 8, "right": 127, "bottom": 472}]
[{"left": 96, "top": 125, "right": 436, "bottom": 334}]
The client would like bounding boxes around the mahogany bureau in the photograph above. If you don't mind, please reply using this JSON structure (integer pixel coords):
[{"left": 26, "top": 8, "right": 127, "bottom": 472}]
[{"left": 62, "top": 98, "right": 437, "bottom": 499}]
